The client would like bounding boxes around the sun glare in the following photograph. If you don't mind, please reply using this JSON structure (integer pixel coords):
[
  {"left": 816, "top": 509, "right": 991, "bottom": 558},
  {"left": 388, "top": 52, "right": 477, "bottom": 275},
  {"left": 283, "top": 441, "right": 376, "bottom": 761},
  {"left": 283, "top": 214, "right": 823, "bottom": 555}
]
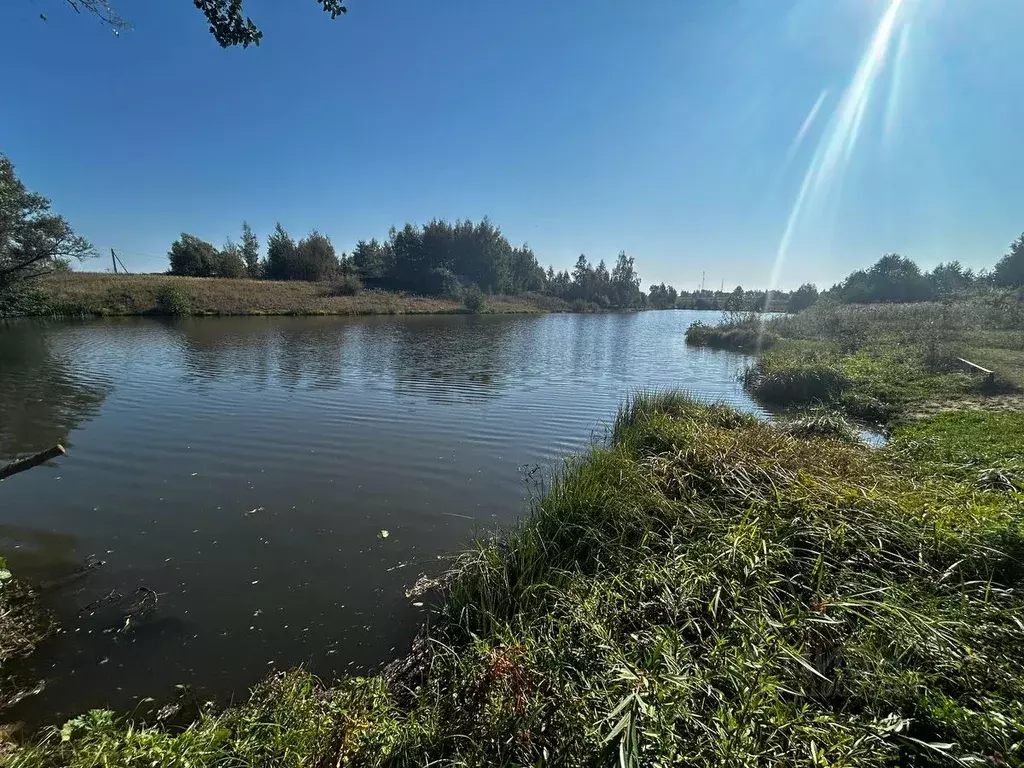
[{"left": 763, "top": 0, "right": 911, "bottom": 328}]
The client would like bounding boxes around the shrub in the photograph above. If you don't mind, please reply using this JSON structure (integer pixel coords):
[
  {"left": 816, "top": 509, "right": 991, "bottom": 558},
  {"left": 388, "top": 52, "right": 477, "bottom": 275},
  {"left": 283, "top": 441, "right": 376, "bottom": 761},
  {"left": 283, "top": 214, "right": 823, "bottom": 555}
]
[
  {"left": 742, "top": 358, "right": 848, "bottom": 405},
  {"left": 168, "top": 234, "right": 219, "bottom": 277},
  {"left": 265, "top": 223, "right": 298, "bottom": 281},
  {"left": 155, "top": 283, "right": 192, "bottom": 315},
  {"left": 783, "top": 410, "right": 858, "bottom": 442},
  {"left": 0, "top": 283, "right": 48, "bottom": 317},
  {"left": 993, "top": 233, "right": 1024, "bottom": 288},
  {"left": 292, "top": 231, "right": 340, "bottom": 282},
  {"left": 685, "top": 320, "right": 775, "bottom": 352},
  {"left": 328, "top": 275, "right": 363, "bottom": 296},
  {"left": 521, "top": 291, "right": 572, "bottom": 312},
  {"left": 430, "top": 268, "right": 461, "bottom": 298},
  {"left": 264, "top": 227, "right": 340, "bottom": 282},
  {"left": 787, "top": 282, "right": 819, "bottom": 312},
  {"left": 462, "top": 284, "right": 486, "bottom": 313},
  {"left": 838, "top": 392, "right": 900, "bottom": 423},
  {"left": 568, "top": 298, "right": 599, "bottom": 313},
  {"left": 212, "top": 245, "right": 248, "bottom": 278}
]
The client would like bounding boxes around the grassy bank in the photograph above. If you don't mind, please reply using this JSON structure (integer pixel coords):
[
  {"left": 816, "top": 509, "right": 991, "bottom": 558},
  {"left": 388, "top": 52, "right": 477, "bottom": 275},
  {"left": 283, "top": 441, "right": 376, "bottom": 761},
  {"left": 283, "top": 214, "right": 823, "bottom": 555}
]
[
  {"left": 29, "top": 273, "right": 568, "bottom": 317},
  {"left": 687, "top": 301, "right": 1024, "bottom": 422},
  {"left": 5, "top": 394, "right": 1023, "bottom": 765}
]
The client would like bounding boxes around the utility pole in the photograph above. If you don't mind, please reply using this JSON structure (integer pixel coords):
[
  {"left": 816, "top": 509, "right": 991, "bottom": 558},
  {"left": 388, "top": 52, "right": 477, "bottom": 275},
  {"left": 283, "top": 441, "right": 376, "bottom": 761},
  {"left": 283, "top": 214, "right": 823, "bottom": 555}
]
[
  {"left": 110, "top": 249, "right": 129, "bottom": 274},
  {"left": 701, "top": 270, "right": 706, "bottom": 293}
]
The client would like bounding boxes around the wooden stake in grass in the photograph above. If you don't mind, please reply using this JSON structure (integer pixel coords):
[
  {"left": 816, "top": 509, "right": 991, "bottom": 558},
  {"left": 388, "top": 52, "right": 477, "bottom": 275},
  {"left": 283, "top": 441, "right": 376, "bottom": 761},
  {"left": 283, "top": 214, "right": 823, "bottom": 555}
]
[
  {"left": 955, "top": 357, "right": 995, "bottom": 386},
  {"left": 0, "top": 444, "right": 66, "bottom": 481}
]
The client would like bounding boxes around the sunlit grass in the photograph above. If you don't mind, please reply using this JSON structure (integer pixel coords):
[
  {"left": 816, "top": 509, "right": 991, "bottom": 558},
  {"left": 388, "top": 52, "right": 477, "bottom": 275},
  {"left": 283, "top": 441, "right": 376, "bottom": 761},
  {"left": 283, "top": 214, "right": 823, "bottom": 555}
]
[
  {"left": 687, "top": 300, "right": 1024, "bottom": 421},
  {"left": 684, "top": 316, "right": 775, "bottom": 352},
  {"left": 34, "top": 273, "right": 557, "bottom": 317},
  {"left": 7, "top": 394, "right": 1022, "bottom": 766},
  {"left": 891, "top": 411, "right": 1024, "bottom": 491}
]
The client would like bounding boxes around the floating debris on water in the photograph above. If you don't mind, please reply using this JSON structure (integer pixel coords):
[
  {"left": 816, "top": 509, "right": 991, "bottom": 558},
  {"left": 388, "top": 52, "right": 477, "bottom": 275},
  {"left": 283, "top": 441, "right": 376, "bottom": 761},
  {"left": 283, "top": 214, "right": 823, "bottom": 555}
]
[
  {"left": 378, "top": 529, "right": 390, "bottom": 539},
  {"left": 156, "top": 702, "right": 181, "bottom": 722},
  {"left": 406, "top": 573, "right": 446, "bottom": 599}
]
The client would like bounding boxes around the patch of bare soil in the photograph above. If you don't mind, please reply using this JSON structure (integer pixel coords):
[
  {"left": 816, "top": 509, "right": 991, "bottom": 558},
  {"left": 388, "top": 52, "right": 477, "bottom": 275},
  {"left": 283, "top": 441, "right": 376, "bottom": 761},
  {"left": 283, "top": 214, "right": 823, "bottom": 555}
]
[{"left": 908, "top": 394, "right": 1024, "bottom": 419}]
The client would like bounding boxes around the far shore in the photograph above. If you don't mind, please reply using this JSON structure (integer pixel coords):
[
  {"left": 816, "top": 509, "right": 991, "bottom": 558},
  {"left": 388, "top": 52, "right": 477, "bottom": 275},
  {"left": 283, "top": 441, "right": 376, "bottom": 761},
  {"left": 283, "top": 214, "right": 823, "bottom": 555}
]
[{"left": 29, "top": 273, "right": 578, "bottom": 318}]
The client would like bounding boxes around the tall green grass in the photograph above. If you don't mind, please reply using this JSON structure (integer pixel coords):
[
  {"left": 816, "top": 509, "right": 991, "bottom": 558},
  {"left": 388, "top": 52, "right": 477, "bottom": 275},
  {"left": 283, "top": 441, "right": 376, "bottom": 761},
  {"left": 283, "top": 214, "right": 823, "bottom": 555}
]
[
  {"left": 684, "top": 316, "right": 776, "bottom": 352},
  {"left": 6, "top": 394, "right": 1024, "bottom": 766},
  {"left": 688, "top": 300, "right": 1023, "bottom": 421},
  {"left": 770, "top": 297, "right": 1024, "bottom": 343},
  {"left": 891, "top": 411, "right": 1024, "bottom": 491}
]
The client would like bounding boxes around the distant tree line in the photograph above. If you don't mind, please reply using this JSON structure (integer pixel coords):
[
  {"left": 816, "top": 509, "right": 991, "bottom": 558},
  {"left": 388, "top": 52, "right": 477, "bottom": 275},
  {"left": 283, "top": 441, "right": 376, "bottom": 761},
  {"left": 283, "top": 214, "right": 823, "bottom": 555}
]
[
  {"left": 166, "top": 218, "right": 647, "bottom": 309},
  {"left": 542, "top": 253, "right": 643, "bottom": 309},
  {"left": 10, "top": 144, "right": 1023, "bottom": 318},
  {"left": 669, "top": 284, "right": 810, "bottom": 314},
  {"left": 826, "top": 238, "right": 1024, "bottom": 305},
  {"left": 647, "top": 283, "right": 679, "bottom": 310},
  {"left": 673, "top": 232, "right": 1024, "bottom": 316},
  {"left": 164, "top": 220, "right": 843, "bottom": 313}
]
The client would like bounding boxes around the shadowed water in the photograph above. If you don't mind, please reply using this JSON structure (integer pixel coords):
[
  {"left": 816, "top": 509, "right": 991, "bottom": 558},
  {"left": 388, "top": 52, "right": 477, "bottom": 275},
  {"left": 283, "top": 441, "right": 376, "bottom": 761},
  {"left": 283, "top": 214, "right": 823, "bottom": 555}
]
[{"left": 0, "top": 311, "right": 760, "bottom": 726}]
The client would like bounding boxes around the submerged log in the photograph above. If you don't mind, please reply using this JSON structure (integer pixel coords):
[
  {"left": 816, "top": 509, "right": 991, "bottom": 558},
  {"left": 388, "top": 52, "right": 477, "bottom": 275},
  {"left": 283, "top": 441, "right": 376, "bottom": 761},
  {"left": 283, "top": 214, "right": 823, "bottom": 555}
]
[{"left": 0, "top": 444, "right": 66, "bottom": 481}]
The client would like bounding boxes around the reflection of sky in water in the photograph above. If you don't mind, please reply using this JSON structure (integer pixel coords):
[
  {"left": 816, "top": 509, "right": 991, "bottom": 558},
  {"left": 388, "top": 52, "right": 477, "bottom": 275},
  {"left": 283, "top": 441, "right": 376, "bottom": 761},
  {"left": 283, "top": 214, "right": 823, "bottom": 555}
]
[{"left": 0, "top": 311, "right": 759, "bottom": 727}]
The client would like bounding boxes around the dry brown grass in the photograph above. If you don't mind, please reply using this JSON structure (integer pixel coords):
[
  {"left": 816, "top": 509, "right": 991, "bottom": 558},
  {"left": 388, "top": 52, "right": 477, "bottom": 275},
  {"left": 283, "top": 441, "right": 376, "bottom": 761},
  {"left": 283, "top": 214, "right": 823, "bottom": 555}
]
[{"left": 37, "top": 273, "right": 557, "bottom": 317}]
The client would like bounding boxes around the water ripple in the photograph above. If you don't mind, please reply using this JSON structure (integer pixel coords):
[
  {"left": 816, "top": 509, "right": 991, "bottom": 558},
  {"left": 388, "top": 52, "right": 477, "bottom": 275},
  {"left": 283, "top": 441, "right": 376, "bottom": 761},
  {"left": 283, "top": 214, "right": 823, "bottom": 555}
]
[{"left": 0, "top": 311, "right": 758, "bottom": 725}]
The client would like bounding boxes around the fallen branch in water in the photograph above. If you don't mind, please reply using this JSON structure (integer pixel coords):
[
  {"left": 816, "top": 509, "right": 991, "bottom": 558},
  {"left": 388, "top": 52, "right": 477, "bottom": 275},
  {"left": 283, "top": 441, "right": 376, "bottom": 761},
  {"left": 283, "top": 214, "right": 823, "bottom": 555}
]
[{"left": 0, "top": 444, "right": 65, "bottom": 481}]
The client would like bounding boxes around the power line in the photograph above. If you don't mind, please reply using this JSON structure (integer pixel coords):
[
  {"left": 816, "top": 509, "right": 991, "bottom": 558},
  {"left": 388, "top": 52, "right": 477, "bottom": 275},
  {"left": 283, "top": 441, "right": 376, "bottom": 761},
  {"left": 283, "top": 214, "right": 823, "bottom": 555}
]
[
  {"left": 110, "top": 249, "right": 130, "bottom": 274},
  {"left": 96, "top": 247, "right": 166, "bottom": 260}
]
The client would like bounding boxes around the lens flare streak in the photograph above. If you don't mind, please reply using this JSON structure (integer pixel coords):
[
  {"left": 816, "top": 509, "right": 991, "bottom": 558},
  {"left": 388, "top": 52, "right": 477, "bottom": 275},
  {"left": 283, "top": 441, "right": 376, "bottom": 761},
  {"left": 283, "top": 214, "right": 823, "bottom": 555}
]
[
  {"left": 785, "top": 89, "right": 830, "bottom": 166},
  {"left": 765, "top": 0, "right": 907, "bottom": 304},
  {"left": 884, "top": 23, "right": 912, "bottom": 146}
]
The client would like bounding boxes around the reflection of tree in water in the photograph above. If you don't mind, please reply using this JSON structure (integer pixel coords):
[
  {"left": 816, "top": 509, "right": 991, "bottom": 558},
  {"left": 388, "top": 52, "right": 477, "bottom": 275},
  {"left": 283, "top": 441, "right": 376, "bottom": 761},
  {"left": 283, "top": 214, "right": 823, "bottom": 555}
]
[
  {"left": 0, "top": 322, "right": 110, "bottom": 460},
  {"left": 171, "top": 318, "right": 274, "bottom": 390},
  {"left": 172, "top": 317, "right": 346, "bottom": 392},
  {"left": 356, "top": 316, "right": 525, "bottom": 402},
  {"left": 274, "top": 322, "right": 347, "bottom": 391},
  {"left": 169, "top": 315, "right": 529, "bottom": 400}
]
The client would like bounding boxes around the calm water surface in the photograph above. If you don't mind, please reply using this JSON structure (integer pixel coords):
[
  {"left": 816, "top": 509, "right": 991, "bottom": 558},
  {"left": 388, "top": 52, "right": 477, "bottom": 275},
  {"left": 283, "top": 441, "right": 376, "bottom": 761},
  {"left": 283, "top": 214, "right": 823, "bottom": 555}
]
[{"left": 0, "top": 311, "right": 760, "bottom": 725}]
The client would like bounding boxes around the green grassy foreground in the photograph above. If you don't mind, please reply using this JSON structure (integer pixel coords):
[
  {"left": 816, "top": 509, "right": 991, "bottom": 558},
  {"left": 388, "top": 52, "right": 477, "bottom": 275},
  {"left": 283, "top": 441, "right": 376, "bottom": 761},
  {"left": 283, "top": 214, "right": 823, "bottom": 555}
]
[
  {"left": 4, "top": 394, "right": 1023, "bottom": 766},
  {"left": 687, "top": 301, "right": 1024, "bottom": 422},
  {"left": 27, "top": 273, "right": 569, "bottom": 317}
]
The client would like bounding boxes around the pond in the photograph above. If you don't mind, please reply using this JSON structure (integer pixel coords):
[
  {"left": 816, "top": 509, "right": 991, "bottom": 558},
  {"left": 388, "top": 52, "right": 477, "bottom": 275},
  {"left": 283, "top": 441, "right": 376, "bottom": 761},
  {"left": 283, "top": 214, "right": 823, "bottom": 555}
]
[{"left": 0, "top": 310, "right": 761, "bottom": 726}]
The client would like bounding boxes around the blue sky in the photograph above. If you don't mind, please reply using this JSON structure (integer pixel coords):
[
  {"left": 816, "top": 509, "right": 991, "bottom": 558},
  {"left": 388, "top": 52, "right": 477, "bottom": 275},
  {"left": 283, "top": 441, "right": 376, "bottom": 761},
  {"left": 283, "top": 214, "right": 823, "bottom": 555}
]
[{"left": 2, "top": 0, "right": 1023, "bottom": 290}]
